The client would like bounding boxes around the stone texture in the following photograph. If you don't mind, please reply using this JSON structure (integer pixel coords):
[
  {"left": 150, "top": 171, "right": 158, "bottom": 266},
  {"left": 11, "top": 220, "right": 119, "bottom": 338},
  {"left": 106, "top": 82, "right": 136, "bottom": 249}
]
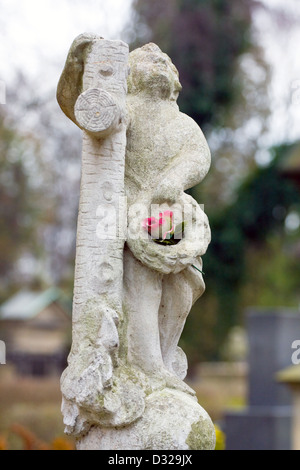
[
  {"left": 78, "top": 389, "right": 215, "bottom": 450},
  {"left": 57, "top": 34, "right": 136, "bottom": 437},
  {"left": 57, "top": 37, "right": 214, "bottom": 450}
]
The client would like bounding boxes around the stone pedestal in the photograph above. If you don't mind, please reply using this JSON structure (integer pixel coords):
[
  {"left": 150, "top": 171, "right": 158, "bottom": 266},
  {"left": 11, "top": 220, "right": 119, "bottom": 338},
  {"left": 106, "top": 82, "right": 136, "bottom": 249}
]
[{"left": 78, "top": 389, "right": 215, "bottom": 450}]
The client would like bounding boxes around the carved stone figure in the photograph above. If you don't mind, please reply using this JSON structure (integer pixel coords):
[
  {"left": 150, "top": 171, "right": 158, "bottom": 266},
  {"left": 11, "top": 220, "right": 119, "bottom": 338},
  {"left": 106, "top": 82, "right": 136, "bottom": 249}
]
[
  {"left": 57, "top": 34, "right": 215, "bottom": 450},
  {"left": 125, "top": 43, "right": 211, "bottom": 388}
]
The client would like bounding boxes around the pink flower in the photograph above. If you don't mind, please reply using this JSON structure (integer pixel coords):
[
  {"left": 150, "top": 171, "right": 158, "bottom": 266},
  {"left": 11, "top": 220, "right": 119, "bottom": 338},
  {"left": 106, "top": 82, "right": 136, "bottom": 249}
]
[
  {"left": 142, "top": 217, "right": 160, "bottom": 239},
  {"left": 159, "top": 211, "right": 175, "bottom": 240},
  {"left": 142, "top": 211, "right": 174, "bottom": 240}
]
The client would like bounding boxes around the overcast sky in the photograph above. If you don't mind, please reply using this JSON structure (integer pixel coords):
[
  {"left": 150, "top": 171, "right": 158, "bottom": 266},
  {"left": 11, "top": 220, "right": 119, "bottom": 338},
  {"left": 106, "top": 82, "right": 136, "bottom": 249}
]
[
  {"left": 0, "top": 0, "right": 299, "bottom": 150},
  {"left": 0, "top": 0, "right": 132, "bottom": 83},
  {"left": 254, "top": 0, "right": 300, "bottom": 149}
]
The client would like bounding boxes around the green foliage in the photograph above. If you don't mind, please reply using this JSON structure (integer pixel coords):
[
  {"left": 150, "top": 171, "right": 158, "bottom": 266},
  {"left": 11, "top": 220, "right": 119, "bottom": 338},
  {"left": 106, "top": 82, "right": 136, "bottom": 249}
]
[
  {"left": 182, "top": 144, "right": 300, "bottom": 360},
  {"left": 0, "top": 113, "right": 41, "bottom": 298},
  {"left": 230, "top": 147, "right": 300, "bottom": 242},
  {"left": 128, "top": 0, "right": 258, "bottom": 129},
  {"left": 241, "top": 235, "right": 300, "bottom": 309}
]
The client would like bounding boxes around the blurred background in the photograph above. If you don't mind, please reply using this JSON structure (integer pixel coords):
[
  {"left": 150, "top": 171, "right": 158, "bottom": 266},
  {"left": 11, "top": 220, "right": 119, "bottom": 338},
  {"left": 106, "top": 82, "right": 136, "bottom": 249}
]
[{"left": 0, "top": 0, "right": 300, "bottom": 450}]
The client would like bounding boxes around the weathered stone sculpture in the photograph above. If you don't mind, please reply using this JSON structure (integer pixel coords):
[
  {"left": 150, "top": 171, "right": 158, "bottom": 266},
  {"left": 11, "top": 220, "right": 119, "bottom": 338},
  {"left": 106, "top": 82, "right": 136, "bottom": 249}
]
[{"left": 57, "top": 34, "right": 215, "bottom": 450}]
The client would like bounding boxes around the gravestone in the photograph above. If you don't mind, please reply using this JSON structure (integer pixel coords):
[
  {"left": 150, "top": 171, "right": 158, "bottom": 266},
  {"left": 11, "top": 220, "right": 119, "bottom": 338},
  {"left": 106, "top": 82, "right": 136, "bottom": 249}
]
[
  {"left": 57, "top": 35, "right": 215, "bottom": 450},
  {"left": 225, "top": 309, "right": 300, "bottom": 450}
]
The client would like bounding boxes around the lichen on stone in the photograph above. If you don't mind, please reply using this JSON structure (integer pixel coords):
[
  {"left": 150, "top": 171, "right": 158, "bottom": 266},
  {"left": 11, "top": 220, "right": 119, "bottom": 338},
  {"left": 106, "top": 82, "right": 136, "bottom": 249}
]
[{"left": 186, "top": 418, "right": 216, "bottom": 450}]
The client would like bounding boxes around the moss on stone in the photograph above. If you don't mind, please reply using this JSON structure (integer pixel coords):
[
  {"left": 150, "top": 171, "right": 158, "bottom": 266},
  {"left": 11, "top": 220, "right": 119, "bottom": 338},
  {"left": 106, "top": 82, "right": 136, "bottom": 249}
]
[
  {"left": 79, "top": 298, "right": 103, "bottom": 344},
  {"left": 186, "top": 418, "right": 216, "bottom": 450},
  {"left": 118, "top": 302, "right": 129, "bottom": 359}
]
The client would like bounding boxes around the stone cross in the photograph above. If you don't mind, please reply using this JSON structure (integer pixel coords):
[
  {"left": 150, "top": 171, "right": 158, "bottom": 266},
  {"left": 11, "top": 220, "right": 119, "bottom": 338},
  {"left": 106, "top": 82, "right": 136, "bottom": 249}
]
[{"left": 57, "top": 35, "right": 215, "bottom": 450}]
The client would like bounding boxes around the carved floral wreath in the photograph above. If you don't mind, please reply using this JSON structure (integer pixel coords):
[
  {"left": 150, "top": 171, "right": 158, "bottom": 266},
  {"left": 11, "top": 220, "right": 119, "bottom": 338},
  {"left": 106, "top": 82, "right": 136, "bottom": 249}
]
[{"left": 142, "top": 210, "right": 204, "bottom": 275}]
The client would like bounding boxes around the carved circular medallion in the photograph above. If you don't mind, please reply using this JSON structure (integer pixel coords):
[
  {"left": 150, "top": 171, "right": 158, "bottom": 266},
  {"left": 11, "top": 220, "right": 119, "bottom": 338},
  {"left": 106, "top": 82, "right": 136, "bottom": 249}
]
[{"left": 75, "top": 88, "right": 117, "bottom": 134}]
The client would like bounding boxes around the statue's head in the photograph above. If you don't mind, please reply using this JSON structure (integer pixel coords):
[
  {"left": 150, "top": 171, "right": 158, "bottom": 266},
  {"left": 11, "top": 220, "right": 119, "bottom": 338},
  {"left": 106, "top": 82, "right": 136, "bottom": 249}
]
[{"left": 128, "top": 43, "right": 182, "bottom": 101}]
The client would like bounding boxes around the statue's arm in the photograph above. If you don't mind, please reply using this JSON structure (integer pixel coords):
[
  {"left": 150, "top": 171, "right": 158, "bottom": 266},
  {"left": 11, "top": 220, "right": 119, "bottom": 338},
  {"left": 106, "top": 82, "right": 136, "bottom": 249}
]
[
  {"left": 153, "top": 115, "right": 211, "bottom": 203},
  {"left": 126, "top": 114, "right": 211, "bottom": 274}
]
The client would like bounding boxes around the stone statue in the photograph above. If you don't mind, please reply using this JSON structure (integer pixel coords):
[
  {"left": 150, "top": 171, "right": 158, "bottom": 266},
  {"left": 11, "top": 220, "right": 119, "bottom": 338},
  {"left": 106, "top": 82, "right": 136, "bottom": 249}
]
[{"left": 57, "top": 34, "right": 215, "bottom": 450}]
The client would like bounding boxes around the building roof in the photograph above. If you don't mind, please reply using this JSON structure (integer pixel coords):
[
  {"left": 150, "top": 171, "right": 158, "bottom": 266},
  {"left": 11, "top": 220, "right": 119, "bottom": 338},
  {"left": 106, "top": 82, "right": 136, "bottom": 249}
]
[{"left": 0, "top": 287, "right": 70, "bottom": 321}]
